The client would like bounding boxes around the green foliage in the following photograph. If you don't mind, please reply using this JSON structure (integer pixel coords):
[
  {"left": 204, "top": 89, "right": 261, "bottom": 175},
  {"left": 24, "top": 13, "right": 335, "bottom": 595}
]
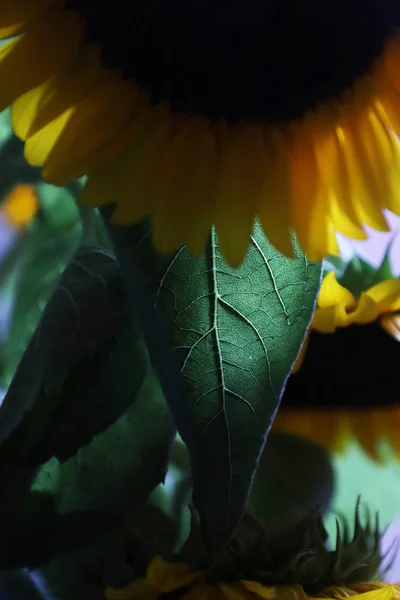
[
  {"left": 109, "top": 220, "right": 322, "bottom": 556},
  {"left": 0, "top": 247, "right": 174, "bottom": 568},
  {"left": 0, "top": 247, "right": 132, "bottom": 460},
  {"left": 3, "top": 183, "right": 82, "bottom": 380},
  {"left": 0, "top": 366, "right": 173, "bottom": 568},
  {"left": 250, "top": 432, "right": 335, "bottom": 531},
  {"left": 326, "top": 242, "right": 396, "bottom": 299},
  {"left": 182, "top": 500, "right": 382, "bottom": 588}
]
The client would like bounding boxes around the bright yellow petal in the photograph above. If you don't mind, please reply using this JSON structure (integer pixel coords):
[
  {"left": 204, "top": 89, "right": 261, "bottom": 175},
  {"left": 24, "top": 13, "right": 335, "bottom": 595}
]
[
  {"left": 0, "top": 4, "right": 84, "bottom": 113},
  {"left": 317, "top": 272, "right": 356, "bottom": 310},
  {"left": 365, "top": 279, "right": 400, "bottom": 313},
  {"left": 311, "top": 305, "right": 340, "bottom": 333},
  {"left": 289, "top": 134, "right": 338, "bottom": 260},
  {"left": 11, "top": 78, "right": 53, "bottom": 140},
  {"left": 315, "top": 124, "right": 366, "bottom": 240},
  {"left": 335, "top": 123, "right": 389, "bottom": 232},
  {"left": 24, "top": 107, "right": 74, "bottom": 166}
]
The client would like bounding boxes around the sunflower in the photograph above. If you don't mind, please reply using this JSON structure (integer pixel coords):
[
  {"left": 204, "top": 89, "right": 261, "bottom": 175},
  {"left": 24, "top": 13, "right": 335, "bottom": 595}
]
[
  {"left": 105, "top": 556, "right": 399, "bottom": 600},
  {"left": 2, "top": 2, "right": 400, "bottom": 265},
  {"left": 273, "top": 271, "right": 400, "bottom": 460}
]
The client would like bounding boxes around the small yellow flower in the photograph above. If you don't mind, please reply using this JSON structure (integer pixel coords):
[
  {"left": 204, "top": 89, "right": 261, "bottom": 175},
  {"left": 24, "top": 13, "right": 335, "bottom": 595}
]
[
  {"left": 1, "top": 184, "right": 38, "bottom": 227},
  {"left": 3, "top": 2, "right": 400, "bottom": 264},
  {"left": 105, "top": 557, "right": 399, "bottom": 600}
]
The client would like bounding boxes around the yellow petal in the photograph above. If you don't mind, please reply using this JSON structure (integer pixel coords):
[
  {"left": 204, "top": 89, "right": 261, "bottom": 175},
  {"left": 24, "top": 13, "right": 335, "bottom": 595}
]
[
  {"left": 317, "top": 272, "right": 356, "bottom": 310},
  {"left": 24, "top": 107, "right": 74, "bottom": 166},
  {"left": 336, "top": 124, "right": 389, "bottom": 232},
  {"left": 0, "top": 4, "right": 83, "bottom": 113},
  {"left": 11, "top": 78, "right": 53, "bottom": 140},
  {"left": 12, "top": 43, "right": 105, "bottom": 141},
  {"left": 312, "top": 305, "right": 340, "bottom": 333},
  {"left": 27, "top": 43, "right": 105, "bottom": 137},
  {"left": 241, "top": 581, "right": 308, "bottom": 600},
  {"left": 146, "top": 556, "right": 202, "bottom": 592},
  {"left": 77, "top": 87, "right": 150, "bottom": 176},
  {"left": 214, "top": 123, "right": 266, "bottom": 267},
  {"left": 151, "top": 117, "right": 216, "bottom": 257},
  {"left": 289, "top": 134, "right": 338, "bottom": 260},
  {"left": 43, "top": 77, "right": 138, "bottom": 185},
  {"left": 258, "top": 127, "right": 293, "bottom": 257},
  {"left": 319, "top": 585, "right": 395, "bottom": 600},
  {"left": 316, "top": 129, "right": 366, "bottom": 240},
  {"left": 365, "top": 278, "right": 400, "bottom": 313},
  {"left": 111, "top": 109, "right": 175, "bottom": 224}
]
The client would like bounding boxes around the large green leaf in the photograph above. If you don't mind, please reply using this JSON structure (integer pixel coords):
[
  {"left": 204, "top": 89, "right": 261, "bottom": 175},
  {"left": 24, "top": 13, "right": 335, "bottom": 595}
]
[
  {"left": 0, "top": 368, "right": 174, "bottom": 568},
  {"left": 3, "top": 182, "right": 82, "bottom": 381},
  {"left": 0, "top": 247, "right": 132, "bottom": 464},
  {"left": 106, "top": 220, "right": 322, "bottom": 555}
]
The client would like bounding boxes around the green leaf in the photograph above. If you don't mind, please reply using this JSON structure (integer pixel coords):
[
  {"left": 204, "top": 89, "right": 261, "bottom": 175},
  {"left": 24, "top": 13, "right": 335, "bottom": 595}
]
[
  {"left": 0, "top": 368, "right": 174, "bottom": 568},
  {"left": 3, "top": 183, "right": 82, "bottom": 380},
  {"left": 0, "top": 247, "right": 131, "bottom": 463},
  {"left": 249, "top": 432, "right": 335, "bottom": 532},
  {"left": 113, "top": 221, "right": 322, "bottom": 555}
]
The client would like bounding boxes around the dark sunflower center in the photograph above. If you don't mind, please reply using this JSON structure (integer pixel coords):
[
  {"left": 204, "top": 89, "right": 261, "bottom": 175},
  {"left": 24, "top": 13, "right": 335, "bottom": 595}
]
[
  {"left": 65, "top": 1, "right": 400, "bottom": 124},
  {"left": 282, "top": 323, "right": 400, "bottom": 409}
]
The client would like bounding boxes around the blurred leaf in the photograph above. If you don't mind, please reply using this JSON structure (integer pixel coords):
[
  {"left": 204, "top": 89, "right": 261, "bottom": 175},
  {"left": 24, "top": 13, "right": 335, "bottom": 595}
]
[
  {"left": 0, "top": 367, "right": 174, "bottom": 568},
  {"left": 111, "top": 221, "right": 322, "bottom": 555},
  {"left": 0, "top": 247, "right": 131, "bottom": 461},
  {"left": 339, "top": 256, "right": 375, "bottom": 298},
  {"left": 249, "top": 432, "right": 335, "bottom": 531},
  {"left": 4, "top": 183, "right": 82, "bottom": 379},
  {"left": 371, "top": 243, "right": 394, "bottom": 285},
  {"left": 337, "top": 244, "right": 395, "bottom": 298}
]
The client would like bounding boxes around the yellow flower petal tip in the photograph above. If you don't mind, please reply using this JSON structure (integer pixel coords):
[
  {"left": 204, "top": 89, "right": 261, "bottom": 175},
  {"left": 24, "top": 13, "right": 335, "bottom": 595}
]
[
  {"left": 1, "top": 184, "right": 38, "bottom": 227},
  {"left": 3, "top": 2, "right": 400, "bottom": 264},
  {"left": 311, "top": 272, "right": 400, "bottom": 334}
]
